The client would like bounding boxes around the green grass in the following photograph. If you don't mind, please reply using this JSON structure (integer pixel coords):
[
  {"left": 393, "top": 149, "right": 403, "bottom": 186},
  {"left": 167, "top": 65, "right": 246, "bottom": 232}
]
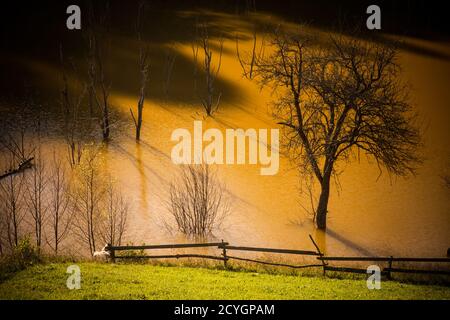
[{"left": 0, "top": 262, "right": 449, "bottom": 300}]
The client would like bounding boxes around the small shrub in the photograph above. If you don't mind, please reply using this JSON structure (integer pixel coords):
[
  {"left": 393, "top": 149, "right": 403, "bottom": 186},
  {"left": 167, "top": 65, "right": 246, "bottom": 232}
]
[
  {"left": 0, "top": 237, "right": 41, "bottom": 282},
  {"left": 168, "top": 165, "right": 229, "bottom": 237}
]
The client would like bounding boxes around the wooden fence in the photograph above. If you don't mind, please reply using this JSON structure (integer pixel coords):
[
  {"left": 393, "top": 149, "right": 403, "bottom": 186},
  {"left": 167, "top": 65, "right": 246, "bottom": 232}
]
[
  {"left": 318, "top": 256, "right": 450, "bottom": 278},
  {"left": 104, "top": 236, "right": 450, "bottom": 278}
]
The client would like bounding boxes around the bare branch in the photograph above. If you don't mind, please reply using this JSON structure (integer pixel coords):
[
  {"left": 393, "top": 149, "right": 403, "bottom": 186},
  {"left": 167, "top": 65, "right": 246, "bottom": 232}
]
[
  {"left": 192, "top": 23, "right": 223, "bottom": 116},
  {"left": 248, "top": 27, "right": 421, "bottom": 229},
  {"left": 167, "top": 164, "right": 229, "bottom": 238}
]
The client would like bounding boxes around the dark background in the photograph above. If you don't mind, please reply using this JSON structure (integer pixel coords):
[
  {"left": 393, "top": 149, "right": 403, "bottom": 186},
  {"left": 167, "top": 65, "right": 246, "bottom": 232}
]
[
  {"left": 1, "top": 0, "right": 448, "bottom": 102},
  {"left": 2, "top": 0, "right": 449, "bottom": 54}
]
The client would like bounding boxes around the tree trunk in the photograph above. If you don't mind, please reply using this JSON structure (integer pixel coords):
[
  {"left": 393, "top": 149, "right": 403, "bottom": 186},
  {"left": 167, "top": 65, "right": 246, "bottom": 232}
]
[
  {"left": 316, "top": 170, "right": 331, "bottom": 230},
  {"left": 136, "top": 96, "right": 143, "bottom": 141},
  {"left": 102, "top": 103, "right": 110, "bottom": 140}
]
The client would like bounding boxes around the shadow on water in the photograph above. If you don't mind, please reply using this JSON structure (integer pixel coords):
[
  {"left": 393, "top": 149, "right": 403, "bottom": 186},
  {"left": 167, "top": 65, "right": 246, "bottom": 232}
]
[
  {"left": 135, "top": 141, "right": 149, "bottom": 213},
  {"left": 288, "top": 219, "right": 375, "bottom": 256},
  {"left": 108, "top": 140, "right": 169, "bottom": 186},
  {"left": 324, "top": 228, "right": 376, "bottom": 256},
  {"left": 0, "top": 1, "right": 257, "bottom": 110},
  {"left": 2, "top": 0, "right": 450, "bottom": 111}
]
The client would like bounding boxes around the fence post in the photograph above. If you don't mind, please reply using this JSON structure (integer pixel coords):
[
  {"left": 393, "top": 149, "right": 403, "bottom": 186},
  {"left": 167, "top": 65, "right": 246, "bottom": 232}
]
[
  {"left": 309, "top": 234, "right": 327, "bottom": 276},
  {"left": 221, "top": 239, "right": 228, "bottom": 269},
  {"left": 107, "top": 243, "right": 115, "bottom": 263},
  {"left": 386, "top": 256, "right": 393, "bottom": 280}
]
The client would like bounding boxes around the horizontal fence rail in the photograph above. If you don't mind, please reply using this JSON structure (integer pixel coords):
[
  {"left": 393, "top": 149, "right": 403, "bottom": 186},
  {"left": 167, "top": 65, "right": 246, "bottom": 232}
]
[
  {"left": 109, "top": 242, "right": 227, "bottom": 251},
  {"left": 226, "top": 255, "right": 324, "bottom": 269},
  {"left": 104, "top": 236, "right": 450, "bottom": 279},
  {"left": 383, "top": 268, "right": 450, "bottom": 275},
  {"left": 324, "top": 266, "right": 390, "bottom": 276},
  {"left": 217, "top": 244, "right": 319, "bottom": 256},
  {"left": 117, "top": 254, "right": 226, "bottom": 261},
  {"left": 318, "top": 256, "right": 450, "bottom": 262}
]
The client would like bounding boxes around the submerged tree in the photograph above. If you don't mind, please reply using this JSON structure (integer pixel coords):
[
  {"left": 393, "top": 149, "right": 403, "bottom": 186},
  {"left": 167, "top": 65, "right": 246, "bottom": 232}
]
[
  {"left": 168, "top": 165, "right": 229, "bottom": 237},
  {"left": 130, "top": 1, "right": 150, "bottom": 141},
  {"left": 163, "top": 47, "right": 176, "bottom": 99},
  {"left": 236, "top": 27, "right": 261, "bottom": 80},
  {"left": 245, "top": 28, "right": 421, "bottom": 229},
  {"left": 59, "top": 44, "right": 90, "bottom": 168},
  {"left": 0, "top": 102, "right": 36, "bottom": 170},
  {"left": 192, "top": 24, "right": 224, "bottom": 116},
  {"left": 85, "top": 3, "right": 112, "bottom": 141}
]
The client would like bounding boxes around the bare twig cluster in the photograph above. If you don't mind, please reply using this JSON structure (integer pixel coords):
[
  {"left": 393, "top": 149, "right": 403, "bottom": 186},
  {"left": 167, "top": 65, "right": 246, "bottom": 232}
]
[
  {"left": 236, "top": 27, "right": 264, "bottom": 80},
  {"left": 71, "top": 149, "right": 129, "bottom": 255},
  {"left": 192, "top": 24, "right": 224, "bottom": 116},
  {"left": 163, "top": 47, "right": 176, "bottom": 99},
  {"left": 85, "top": 3, "right": 112, "bottom": 141},
  {"left": 130, "top": 1, "right": 150, "bottom": 141},
  {"left": 46, "top": 153, "right": 72, "bottom": 254},
  {"left": 0, "top": 167, "right": 26, "bottom": 251},
  {"left": 59, "top": 45, "right": 91, "bottom": 168},
  {"left": 0, "top": 137, "right": 129, "bottom": 256},
  {"left": 168, "top": 165, "right": 229, "bottom": 237}
]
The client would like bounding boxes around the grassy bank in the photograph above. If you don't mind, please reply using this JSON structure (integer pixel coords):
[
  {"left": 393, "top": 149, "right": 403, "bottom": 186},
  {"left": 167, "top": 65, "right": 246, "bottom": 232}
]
[{"left": 0, "top": 262, "right": 449, "bottom": 300}]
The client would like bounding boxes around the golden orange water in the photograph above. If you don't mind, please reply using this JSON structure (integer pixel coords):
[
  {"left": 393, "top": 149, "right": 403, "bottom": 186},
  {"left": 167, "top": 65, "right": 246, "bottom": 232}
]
[{"left": 4, "top": 11, "right": 450, "bottom": 258}]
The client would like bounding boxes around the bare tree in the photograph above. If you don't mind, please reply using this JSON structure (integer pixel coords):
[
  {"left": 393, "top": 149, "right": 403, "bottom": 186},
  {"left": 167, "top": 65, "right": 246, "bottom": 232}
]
[
  {"left": 0, "top": 105, "right": 35, "bottom": 250},
  {"left": 247, "top": 28, "right": 421, "bottom": 230},
  {"left": 192, "top": 24, "right": 223, "bottom": 116},
  {"left": 47, "top": 153, "right": 72, "bottom": 255},
  {"left": 23, "top": 108, "right": 50, "bottom": 250},
  {"left": 99, "top": 177, "right": 128, "bottom": 246},
  {"left": 168, "top": 165, "right": 229, "bottom": 237},
  {"left": 24, "top": 151, "right": 48, "bottom": 249},
  {"left": 163, "top": 47, "right": 176, "bottom": 99},
  {"left": 71, "top": 149, "right": 105, "bottom": 255},
  {"left": 59, "top": 44, "right": 89, "bottom": 168},
  {"left": 130, "top": 1, "right": 150, "bottom": 141},
  {"left": 86, "top": 3, "right": 112, "bottom": 141},
  {"left": 71, "top": 149, "right": 130, "bottom": 254},
  {"left": 0, "top": 103, "right": 35, "bottom": 170},
  {"left": 0, "top": 166, "right": 25, "bottom": 250},
  {"left": 236, "top": 27, "right": 263, "bottom": 80}
]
